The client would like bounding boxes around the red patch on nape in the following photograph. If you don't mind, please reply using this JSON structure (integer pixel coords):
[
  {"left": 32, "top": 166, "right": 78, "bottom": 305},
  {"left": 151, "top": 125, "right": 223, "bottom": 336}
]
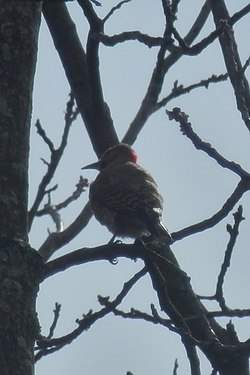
[{"left": 129, "top": 149, "right": 138, "bottom": 163}]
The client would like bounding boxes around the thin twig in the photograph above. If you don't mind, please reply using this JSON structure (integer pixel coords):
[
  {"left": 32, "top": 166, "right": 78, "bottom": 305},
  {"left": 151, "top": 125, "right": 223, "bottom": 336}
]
[
  {"left": 48, "top": 303, "right": 62, "bottom": 339},
  {"left": 35, "top": 119, "right": 54, "bottom": 152},
  {"left": 35, "top": 267, "right": 147, "bottom": 360},
  {"left": 155, "top": 73, "right": 228, "bottom": 110},
  {"left": 215, "top": 206, "right": 245, "bottom": 311},
  {"left": 28, "top": 94, "right": 78, "bottom": 230},
  {"left": 173, "top": 359, "right": 179, "bottom": 375},
  {"left": 166, "top": 107, "right": 250, "bottom": 179},
  {"left": 172, "top": 180, "right": 247, "bottom": 241},
  {"left": 103, "top": 0, "right": 131, "bottom": 23},
  {"left": 36, "top": 177, "right": 89, "bottom": 216}
]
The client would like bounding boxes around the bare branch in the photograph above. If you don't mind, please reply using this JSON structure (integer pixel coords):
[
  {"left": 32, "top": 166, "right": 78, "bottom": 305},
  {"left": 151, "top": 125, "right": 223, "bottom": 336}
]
[
  {"left": 43, "top": 2, "right": 119, "bottom": 158},
  {"left": 36, "top": 176, "right": 89, "bottom": 217},
  {"left": 38, "top": 201, "right": 93, "bottom": 262},
  {"left": 100, "top": 31, "right": 164, "bottom": 48},
  {"left": 42, "top": 241, "right": 137, "bottom": 278},
  {"left": 230, "top": 3, "right": 250, "bottom": 26},
  {"left": 206, "top": 309, "right": 250, "bottom": 319},
  {"left": 35, "top": 119, "right": 54, "bottom": 153},
  {"left": 183, "top": 340, "right": 201, "bottom": 375},
  {"left": 46, "top": 204, "right": 64, "bottom": 233},
  {"left": 90, "top": 0, "right": 101, "bottom": 6},
  {"left": 122, "top": 1, "right": 250, "bottom": 145},
  {"left": 166, "top": 107, "right": 250, "bottom": 179},
  {"left": 165, "top": 109, "right": 250, "bottom": 240},
  {"left": 36, "top": 267, "right": 147, "bottom": 359},
  {"left": 210, "top": 1, "right": 250, "bottom": 131},
  {"left": 103, "top": 0, "right": 132, "bottom": 23},
  {"left": 28, "top": 94, "right": 78, "bottom": 230},
  {"left": 172, "top": 180, "right": 247, "bottom": 241},
  {"left": 173, "top": 359, "right": 179, "bottom": 375},
  {"left": 155, "top": 73, "right": 228, "bottom": 111},
  {"left": 47, "top": 303, "right": 62, "bottom": 339},
  {"left": 215, "top": 206, "right": 245, "bottom": 311},
  {"left": 123, "top": 1, "right": 211, "bottom": 145}
]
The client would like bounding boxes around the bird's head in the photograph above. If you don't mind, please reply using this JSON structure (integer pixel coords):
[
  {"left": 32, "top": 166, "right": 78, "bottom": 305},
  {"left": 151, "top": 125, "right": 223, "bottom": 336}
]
[{"left": 82, "top": 143, "right": 138, "bottom": 171}]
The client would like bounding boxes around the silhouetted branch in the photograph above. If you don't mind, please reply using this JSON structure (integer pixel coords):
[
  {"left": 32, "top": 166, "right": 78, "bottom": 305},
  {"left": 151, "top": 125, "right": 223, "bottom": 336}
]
[
  {"left": 230, "top": 3, "right": 250, "bottom": 26},
  {"left": 109, "top": 305, "right": 180, "bottom": 333},
  {"left": 43, "top": 2, "right": 119, "bottom": 158},
  {"left": 155, "top": 73, "right": 228, "bottom": 110},
  {"left": 103, "top": 0, "right": 131, "bottom": 23},
  {"left": 123, "top": 1, "right": 211, "bottom": 145},
  {"left": 35, "top": 119, "right": 54, "bottom": 152},
  {"left": 42, "top": 241, "right": 137, "bottom": 278},
  {"left": 166, "top": 107, "right": 250, "bottom": 179},
  {"left": 36, "top": 176, "right": 89, "bottom": 217},
  {"left": 215, "top": 206, "right": 245, "bottom": 311},
  {"left": 38, "top": 201, "right": 93, "bottom": 262},
  {"left": 100, "top": 32, "right": 164, "bottom": 48},
  {"left": 172, "top": 180, "right": 247, "bottom": 241},
  {"left": 36, "top": 267, "right": 147, "bottom": 360},
  {"left": 122, "top": 1, "right": 250, "bottom": 145},
  {"left": 48, "top": 303, "right": 62, "bottom": 339},
  {"left": 173, "top": 359, "right": 179, "bottom": 375},
  {"left": 206, "top": 309, "right": 250, "bottom": 319},
  {"left": 28, "top": 94, "right": 78, "bottom": 230},
  {"left": 210, "top": 1, "right": 250, "bottom": 131},
  {"left": 183, "top": 340, "right": 201, "bottom": 375}
]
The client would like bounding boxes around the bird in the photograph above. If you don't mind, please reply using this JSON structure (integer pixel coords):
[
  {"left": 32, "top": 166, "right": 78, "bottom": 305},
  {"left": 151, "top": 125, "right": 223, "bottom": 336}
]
[{"left": 82, "top": 143, "right": 172, "bottom": 243}]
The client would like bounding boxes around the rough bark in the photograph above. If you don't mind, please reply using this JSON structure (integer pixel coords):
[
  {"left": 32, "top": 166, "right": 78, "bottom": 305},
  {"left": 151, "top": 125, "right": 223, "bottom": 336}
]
[{"left": 0, "top": 2, "right": 43, "bottom": 374}]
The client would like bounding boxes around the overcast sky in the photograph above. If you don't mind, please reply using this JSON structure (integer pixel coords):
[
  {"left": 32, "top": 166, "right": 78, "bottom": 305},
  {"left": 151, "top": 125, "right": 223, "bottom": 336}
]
[{"left": 31, "top": 1, "right": 250, "bottom": 374}]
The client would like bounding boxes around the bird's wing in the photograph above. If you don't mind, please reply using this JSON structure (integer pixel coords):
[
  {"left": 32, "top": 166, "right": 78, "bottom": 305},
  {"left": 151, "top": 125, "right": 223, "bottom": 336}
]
[{"left": 90, "top": 163, "right": 163, "bottom": 214}]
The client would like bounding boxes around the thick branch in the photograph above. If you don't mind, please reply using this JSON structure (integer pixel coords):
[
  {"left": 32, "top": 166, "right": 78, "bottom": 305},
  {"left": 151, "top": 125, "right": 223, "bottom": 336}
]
[
  {"left": 43, "top": 2, "right": 118, "bottom": 158},
  {"left": 210, "top": 0, "right": 250, "bottom": 131}
]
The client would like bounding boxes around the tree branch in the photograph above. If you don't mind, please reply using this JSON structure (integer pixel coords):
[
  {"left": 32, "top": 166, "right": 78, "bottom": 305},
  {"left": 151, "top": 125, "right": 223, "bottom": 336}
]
[
  {"left": 38, "top": 201, "right": 93, "bottom": 262},
  {"left": 36, "top": 176, "right": 88, "bottom": 217},
  {"left": 155, "top": 73, "right": 228, "bottom": 111},
  {"left": 103, "top": 0, "right": 131, "bottom": 23},
  {"left": 210, "top": 0, "right": 250, "bottom": 131},
  {"left": 43, "top": 2, "right": 118, "bottom": 158},
  {"left": 172, "top": 180, "right": 247, "bottom": 241},
  {"left": 166, "top": 107, "right": 250, "bottom": 179},
  {"left": 36, "top": 267, "right": 147, "bottom": 360},
  {"left": 123, "top": 0, "right": 211, "bottom": 145},
  {"left": 42, "top": 241, "right": 137, "bottom": 278},
  {"left": 28, "top": 94, "right": 78, "bottom": 230},
  {"left": 215, "top": 206, "right": 245, "bottom": 311}
]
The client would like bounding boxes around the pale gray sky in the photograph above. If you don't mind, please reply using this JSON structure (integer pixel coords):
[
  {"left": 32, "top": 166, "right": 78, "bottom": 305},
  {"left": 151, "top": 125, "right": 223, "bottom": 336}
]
[{"left": 32, "top": 1, "right": 250, "bottom": 374}]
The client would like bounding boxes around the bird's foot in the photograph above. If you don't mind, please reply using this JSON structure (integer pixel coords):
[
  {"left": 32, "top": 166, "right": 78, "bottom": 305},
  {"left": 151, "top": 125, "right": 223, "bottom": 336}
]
[
  {"left": 109, "top": 257, "right": 118, "bottom": 265},
  {"left": 108, "top": 235, "right": 122, "bottom": 264}
]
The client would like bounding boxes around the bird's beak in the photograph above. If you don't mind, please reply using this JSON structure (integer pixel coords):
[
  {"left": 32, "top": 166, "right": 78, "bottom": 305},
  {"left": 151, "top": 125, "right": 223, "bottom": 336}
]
[{"left": 81, "top": 161, "right": 101, "bottom": 171}]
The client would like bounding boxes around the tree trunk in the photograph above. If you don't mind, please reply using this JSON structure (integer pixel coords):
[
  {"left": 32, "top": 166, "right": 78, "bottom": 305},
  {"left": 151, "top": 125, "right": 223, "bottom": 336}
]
[{"left": 0, "top": 2, "right": 42, "bottom": 374}]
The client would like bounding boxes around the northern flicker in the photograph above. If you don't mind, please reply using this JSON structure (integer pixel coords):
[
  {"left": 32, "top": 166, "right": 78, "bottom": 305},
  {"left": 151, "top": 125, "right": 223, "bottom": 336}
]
[{"left": 82, "top": 143, "right": 172, "bottom": 243}]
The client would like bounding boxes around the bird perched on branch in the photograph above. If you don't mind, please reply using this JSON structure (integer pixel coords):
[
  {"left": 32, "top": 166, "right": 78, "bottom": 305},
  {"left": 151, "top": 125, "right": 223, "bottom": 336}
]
[{"left": 82, "top": 143, "right": 172, "bottom": 243}]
